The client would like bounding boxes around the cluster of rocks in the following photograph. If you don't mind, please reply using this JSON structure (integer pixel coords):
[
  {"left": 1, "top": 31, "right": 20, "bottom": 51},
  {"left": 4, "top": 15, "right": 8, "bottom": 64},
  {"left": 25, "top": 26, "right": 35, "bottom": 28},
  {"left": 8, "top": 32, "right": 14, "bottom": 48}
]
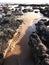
[
  {"left": 39, "top": 6, "right": 49, "bottom": 17},
  {"left": 0, "top": 4, "right": 24, "bottom": 65},
  {"left": 22, "top": 9, "right": 33, "bottom": 13},
  {"left": 0, "top": 4, "right": 24, "bottom": 20},
  {"left": 28, "top": 19, "right": 49, "bottom": 65},
  {"left": 0, "top": 17, "right": 23, "bottom": 53},
  {"left": 0, "top": 16, "right": 23, "bottom": 65}
]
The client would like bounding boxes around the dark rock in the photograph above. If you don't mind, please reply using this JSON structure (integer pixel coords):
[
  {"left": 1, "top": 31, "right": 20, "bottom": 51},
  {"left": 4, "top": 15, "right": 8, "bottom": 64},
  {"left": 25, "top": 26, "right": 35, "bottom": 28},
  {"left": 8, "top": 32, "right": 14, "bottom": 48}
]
[
  {"left": 0, "top": 17, "right": 23, "bottom": 53},
  {"left": 44, "top": 20, "right": 49, "bottom": 26},
  {"left": 0, "top": 19, "right": 9, "bottom": 25},
  {"left": 28, "top": 19, "right": 49, "bottom": 65},
  {"left": 28, "top": 32, "right": 49, "bottom": 65},
  {"left": 0, "top": 53, "right": 4, "bottom": 65},
  {"left": 35, "top": 20, "right": 49, "bottom": 48},
  {"left": 40, "top": 7, "right": 49, "bottom": 17},
  {"left": 35, "top": 11, "right": 38, "bottom": 13},
  {"left": 22, "top": 9, "right": 28, "bottom": 13}
]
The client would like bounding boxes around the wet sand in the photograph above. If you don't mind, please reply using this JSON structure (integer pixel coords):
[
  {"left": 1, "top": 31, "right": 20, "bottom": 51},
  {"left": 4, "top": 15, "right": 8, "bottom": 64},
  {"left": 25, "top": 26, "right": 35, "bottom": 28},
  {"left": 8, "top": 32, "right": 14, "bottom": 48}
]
[{"left": 3, "top": 12, "right": 42, "bottom": 65}]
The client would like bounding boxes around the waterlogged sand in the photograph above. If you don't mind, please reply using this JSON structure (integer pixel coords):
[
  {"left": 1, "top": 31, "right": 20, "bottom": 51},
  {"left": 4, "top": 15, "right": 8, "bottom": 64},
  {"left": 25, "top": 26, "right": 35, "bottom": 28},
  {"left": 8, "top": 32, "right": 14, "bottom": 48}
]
[{"left": 3, "top": 12, "right": 42, "bottom": 65}]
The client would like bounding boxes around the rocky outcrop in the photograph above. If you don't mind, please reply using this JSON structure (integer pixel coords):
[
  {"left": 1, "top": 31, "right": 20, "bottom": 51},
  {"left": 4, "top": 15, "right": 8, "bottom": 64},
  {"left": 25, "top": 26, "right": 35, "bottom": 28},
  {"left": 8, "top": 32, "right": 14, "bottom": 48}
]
[
  {"left": 35, "top": 19, "right": 49, "bottom": 48},
  {"left": 28, "top": 19, "right": 49, "bottom": 65},
  {"left": 40, "top": 7, "right": 49, "bottom": 17},
  {"left": 0, "top": 17, "right": 23, "bottom": 53}
]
